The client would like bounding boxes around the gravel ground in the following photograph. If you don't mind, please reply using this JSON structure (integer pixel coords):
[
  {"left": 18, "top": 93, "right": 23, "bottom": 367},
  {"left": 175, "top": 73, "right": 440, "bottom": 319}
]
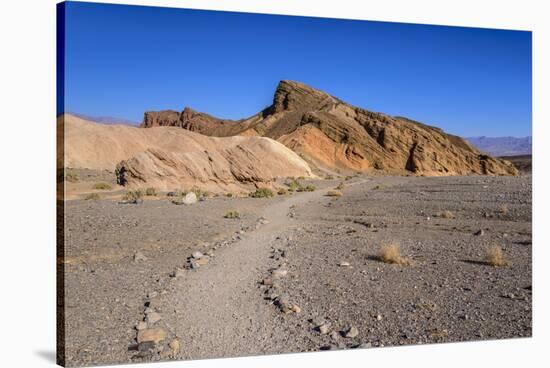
[{"left": 60, "top": 175, "right": 531, "bottom": 366}]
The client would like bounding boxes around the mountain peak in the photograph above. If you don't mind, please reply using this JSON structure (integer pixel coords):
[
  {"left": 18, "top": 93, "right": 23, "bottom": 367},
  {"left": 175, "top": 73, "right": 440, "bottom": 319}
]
[{"left": 271, "top": 80, "right": 337, "bottom": 113}]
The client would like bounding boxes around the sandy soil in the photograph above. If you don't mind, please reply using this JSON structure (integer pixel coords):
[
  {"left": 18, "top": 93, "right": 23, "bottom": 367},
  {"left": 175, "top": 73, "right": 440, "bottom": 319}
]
[{"left": 60, "top": 174, "right": 531, "bottom": 366}]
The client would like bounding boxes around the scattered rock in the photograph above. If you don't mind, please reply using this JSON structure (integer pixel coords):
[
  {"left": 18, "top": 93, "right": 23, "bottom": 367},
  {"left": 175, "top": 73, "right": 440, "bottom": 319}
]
[
  {"left": 134, "top": 251, "right": 147, "bottom": 262},
  {"left": 146, "top": 312, "right": 162, "bottom": 325},
  {"left": 196, "top": 257, "right": 210, "bottom": 266},
  {"left": 291, "top": 304, "right": 302, "bottom": 314},
  {"left": 169, "top": 338, "right": 180, "bottom": 354},
  {"left": 474, "top": 229, "right": 485, "bottom": 236},
  {"left": 262, "top": 277, "right": 274, "bottom": 286},
  {"left": 135, "top": 321, "right": 147, "bottom": 331},
  {"left": 137, "top": 341, "right": 155, "bottom": 352},
  {"left": 272, "top": 269, "right": 288, "bottom": 278},
  {"left": 137, "top": 328, "right": 167, "bottom": 343},
  {"left": 318, "top": 323, "right": 331, "bottom": 334},
  {"left": 189, "top": 260, "right": 200, "bottom": 269},
  {"left": 191, "top": 251, "right": 204, "bottom": 259},
  {"left": 344, "top": 326, "right": 359, "bottom": 338},
  {"left": 339, "top": 261, "right": 351, "bottom": 267}
]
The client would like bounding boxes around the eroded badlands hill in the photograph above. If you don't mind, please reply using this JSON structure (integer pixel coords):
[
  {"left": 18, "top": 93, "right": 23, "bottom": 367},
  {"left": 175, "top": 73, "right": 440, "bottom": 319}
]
[
  {"left": 60, "top": 114, "right": 313, "bottom": 192},
  {"left": 141, "top": 81, "right": 517, "bottom": 176}
]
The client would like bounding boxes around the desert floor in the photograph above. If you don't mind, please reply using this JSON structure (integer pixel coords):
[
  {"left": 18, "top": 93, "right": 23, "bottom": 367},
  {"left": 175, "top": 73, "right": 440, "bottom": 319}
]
[{"left": 61, "top": 174, "right": 532, "bottom": 366}]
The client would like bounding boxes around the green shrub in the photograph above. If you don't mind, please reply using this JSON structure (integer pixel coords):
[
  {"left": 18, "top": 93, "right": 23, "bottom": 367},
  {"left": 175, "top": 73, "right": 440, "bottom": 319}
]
[
  {"left": 93, "top": 182, "right": 112, "bottom": 190},
  {"left": 224, "top": 210, "right": 241, "bottom": 219},
  {"left": 145, "top": 187, "right": 157, "bottom": 196},
  {"left": 249, "top": 188, "right": 274, "bottom": 198},
  {"left": 285, "top": 177, "right": 301, "bottom": 190},
  {"left": 226, "top": 193, "right": 233, "bottom": 198},
  {"left": 84, "top": 193, "right": 100, "bottom": 200}
]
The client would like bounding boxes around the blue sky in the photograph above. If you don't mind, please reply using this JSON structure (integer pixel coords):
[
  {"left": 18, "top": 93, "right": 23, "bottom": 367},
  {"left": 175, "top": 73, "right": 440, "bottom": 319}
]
[{"left": 61, "top": 1, "right": 532, "bottom": 137}]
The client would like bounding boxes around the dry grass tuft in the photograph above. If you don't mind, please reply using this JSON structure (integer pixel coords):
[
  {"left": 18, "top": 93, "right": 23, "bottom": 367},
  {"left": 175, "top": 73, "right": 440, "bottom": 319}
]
[
  {"left": 485, "top": 245, "right": 511, "bottom": 267},
  {"left": 93, "top": 182, "right": 112, "bottom": 190},
  {"left": 377, "top": 244, "right": 411, "bottom": 266},
  {"left": 84, "top": 193, "right": 100, "bottom": 201},
  {"left": 326, "top": 190, "right": 343, "bottom": 197},
  {"left": 436, "top": 210, "right": 455, "bottom": 219}
]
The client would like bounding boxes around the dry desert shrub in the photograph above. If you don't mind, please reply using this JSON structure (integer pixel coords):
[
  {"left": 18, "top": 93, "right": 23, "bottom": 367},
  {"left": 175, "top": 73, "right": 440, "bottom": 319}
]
[
  {"left": 377, "top": 244, "right": 411, "bottom": 266},
  {"left": 326, "top": 190, "right": 343, "bottom": 197},
  {"left": 224, "top": 210, "right": 240, "bottom": 219},
  {"left": 123, "top": 189, "right": 143, "bottom": 202},
  {"left": 500, "top": 204, "right": 509, "bottom": 215},
  {"left": 92, "top": 182, "right": 112, "bottom": 190},
  {"left": 145, "top": 187, "right": 157, "bottom": 196},
  {"left": 225, "top": 192, "right": 233, "bottom": 198},
  {"left": 372, "top": 184, "right": 386, "bottom": 190},
  {"left": 277, "top": 188, "right": 288, "bottom": 195},
  {"left": 436, "top": 210, "right": 455, "bottom": 219},
  {"left": 485, "top": 245, "right": 511, "bottom": 267},
  {"left": 65, "top": 171, "right": 79, "bottom": 183},
  {"left": 297, "top": 184, "right": 316, "bottom": 192},
  {"left": 335, "top": 182, "right": 345, "bottom": 190}
]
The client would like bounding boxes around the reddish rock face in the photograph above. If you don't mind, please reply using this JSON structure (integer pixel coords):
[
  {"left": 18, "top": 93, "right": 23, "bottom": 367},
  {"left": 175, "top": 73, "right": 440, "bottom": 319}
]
[{"left": 140, "top": 80, "right": 518, "bottom": 176}]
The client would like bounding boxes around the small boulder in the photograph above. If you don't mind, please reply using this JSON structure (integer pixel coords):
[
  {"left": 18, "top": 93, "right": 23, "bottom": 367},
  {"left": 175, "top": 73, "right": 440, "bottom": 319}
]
[{"left": 182, "top": 192, "right": 197, "bottom": 205}]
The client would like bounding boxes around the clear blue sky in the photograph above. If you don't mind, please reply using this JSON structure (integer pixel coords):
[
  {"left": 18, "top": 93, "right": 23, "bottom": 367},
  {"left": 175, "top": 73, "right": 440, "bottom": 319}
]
[{"left": 61, "top": 1, "right": 532, "bottom": 137}]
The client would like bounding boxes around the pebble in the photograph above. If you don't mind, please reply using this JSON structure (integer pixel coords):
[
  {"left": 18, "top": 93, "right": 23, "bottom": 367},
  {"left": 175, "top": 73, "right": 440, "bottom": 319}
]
[
  {"left": 339, "top": 261, "right": 351, "bottom": 267},
  {"left": 190, "top": 260, "right": 200, "bottom": 269}
]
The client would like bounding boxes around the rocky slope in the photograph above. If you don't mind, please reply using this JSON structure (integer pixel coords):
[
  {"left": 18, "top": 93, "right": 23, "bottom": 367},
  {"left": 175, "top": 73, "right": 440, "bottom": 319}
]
[
  {"left": 61, "top": 114, "right": 313, "bottom": 192},
  {"left": 140, "top": 80, "right": 518, "bottom": 176}
]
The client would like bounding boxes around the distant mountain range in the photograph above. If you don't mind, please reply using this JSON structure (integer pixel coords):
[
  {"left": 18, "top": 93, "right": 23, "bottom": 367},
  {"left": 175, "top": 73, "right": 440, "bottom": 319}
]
[
  {"left": 466, "top": 136, "right": 532, "bottom": 157},
  {"left": 67, "top": 112, "right": 138, "bottom": 126}
]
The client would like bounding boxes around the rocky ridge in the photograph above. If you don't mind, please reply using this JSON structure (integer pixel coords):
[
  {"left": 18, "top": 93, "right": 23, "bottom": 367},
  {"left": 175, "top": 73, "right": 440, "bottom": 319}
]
[{"left": 141, "top": 80, "right": 518, "bottom": 176}]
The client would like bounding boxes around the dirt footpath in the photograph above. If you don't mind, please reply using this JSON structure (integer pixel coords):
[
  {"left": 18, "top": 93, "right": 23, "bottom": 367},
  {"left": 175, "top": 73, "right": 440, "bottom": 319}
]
[{"left": 61, "top": 175, "right": 531, "bottom": 366}]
